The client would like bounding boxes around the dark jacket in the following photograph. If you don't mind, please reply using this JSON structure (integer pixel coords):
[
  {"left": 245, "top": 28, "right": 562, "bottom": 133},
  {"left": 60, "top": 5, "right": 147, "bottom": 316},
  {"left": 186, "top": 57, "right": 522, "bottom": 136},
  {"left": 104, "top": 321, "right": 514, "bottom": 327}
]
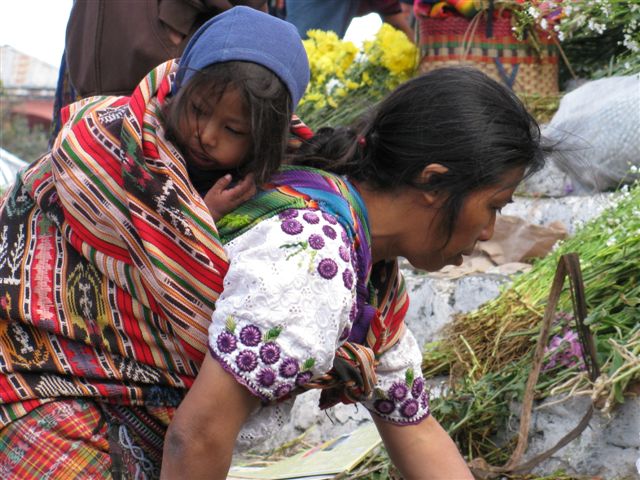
[{"left": 65, "top": 0, "right": 265, "bottom": 97}]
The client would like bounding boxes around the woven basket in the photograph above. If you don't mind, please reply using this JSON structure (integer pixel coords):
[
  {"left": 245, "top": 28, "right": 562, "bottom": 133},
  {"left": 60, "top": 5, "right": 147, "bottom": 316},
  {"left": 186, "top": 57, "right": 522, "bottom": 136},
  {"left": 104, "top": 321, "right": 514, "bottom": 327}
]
[{"left": 418, "top": 12, "right": 559, "bottom": 96}]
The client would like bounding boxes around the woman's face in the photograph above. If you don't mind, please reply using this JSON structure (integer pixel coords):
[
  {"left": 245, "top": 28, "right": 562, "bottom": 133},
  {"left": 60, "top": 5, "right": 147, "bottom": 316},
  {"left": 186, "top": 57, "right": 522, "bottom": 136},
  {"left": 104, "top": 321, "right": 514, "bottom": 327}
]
[
  {"left": 179, "top": 86, "right": 252, "bottom": 172},
  {"left": 401, "top": 167, "right": 524, "bottom": 272}
]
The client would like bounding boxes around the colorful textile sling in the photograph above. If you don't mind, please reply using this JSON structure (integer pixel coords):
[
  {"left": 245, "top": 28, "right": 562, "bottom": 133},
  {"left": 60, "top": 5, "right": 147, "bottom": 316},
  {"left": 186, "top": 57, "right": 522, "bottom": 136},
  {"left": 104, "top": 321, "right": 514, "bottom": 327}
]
[
  {"left": 0, "top": 59, "right": 231, "bottom": 426},
  {"left": 218, "top": 166, "right": 409, "bottom": 409}
]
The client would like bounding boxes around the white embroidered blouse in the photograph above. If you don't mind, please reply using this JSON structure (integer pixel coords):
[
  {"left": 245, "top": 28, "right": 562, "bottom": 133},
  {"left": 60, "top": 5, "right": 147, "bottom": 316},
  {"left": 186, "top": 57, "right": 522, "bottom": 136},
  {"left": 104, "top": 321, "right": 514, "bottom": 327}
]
[{"left": 208, "top": 208, "right": 429, "bottom": 448}]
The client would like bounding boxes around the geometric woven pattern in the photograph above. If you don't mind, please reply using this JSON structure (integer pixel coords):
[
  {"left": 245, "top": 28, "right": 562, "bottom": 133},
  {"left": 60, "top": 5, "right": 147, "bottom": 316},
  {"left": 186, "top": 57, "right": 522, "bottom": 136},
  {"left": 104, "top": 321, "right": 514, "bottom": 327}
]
[{"left": 419, "top": 13, "right": 559, "bottom": 96}]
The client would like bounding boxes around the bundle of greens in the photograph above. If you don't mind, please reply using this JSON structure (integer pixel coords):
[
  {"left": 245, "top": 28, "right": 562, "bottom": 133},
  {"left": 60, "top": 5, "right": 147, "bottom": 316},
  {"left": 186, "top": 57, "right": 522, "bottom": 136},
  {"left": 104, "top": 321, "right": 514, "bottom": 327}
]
[{"left": 422, "top": 182, "right": 640, "bottom": 464}]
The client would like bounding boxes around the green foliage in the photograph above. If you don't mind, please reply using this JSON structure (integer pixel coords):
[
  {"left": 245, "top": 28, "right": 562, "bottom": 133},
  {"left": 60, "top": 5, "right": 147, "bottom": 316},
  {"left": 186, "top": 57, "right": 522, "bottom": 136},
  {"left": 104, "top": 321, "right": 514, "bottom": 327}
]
[{"left": 0, "top": 103, "right": 49, "bottom": 163}]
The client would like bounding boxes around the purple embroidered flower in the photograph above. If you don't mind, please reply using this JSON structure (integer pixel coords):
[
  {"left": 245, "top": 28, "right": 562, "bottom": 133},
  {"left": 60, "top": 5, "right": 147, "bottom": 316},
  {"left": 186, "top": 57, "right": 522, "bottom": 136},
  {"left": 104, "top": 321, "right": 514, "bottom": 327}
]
[
  {"left": 279, "top": 209, "right": 298, "bottom": 219},
  {"left": 303, "top": 212, "right": 320, "bottom": 224},
  {"left": 411, "top": 377, "right": 425, "bottom": 398},
  {"left": 420, "top": 391, "right": 429, "bottom": 410},
  {"left": 322, "top": 225, "right": 337, "bottom": 240},
  {"left": 295, "top": 371, "right": 313, "bottom": 386},
  {"left": 260, "top": 342, "right": 281, "bottom": 364},
  {"left": 322, "top": 212, "right": 338, "bottom": 225},
  {"left": 257, "top": 368, "right": 276, "bottom": 387},
  {"left": 275, "top": 383, "right": 293, "bottom": 398},
  {"left": 281, "top": 219, "right": 303, "bottom": 235},
  {"left": 342, "top": 269, "right": 354, "bottom": 290},
  {"left": 317, "top": 258, "right": 338, "bottom": 279},
  {"left": 374, "top": 399, "right": 395, "bottom": 415},
  {"left": 236, "top": 350, "right": 258, "bottom": 372},
  {"left": 339, "top": 245, "right": 350, "bottom": 262},
  {"left": 239, "top": 325, "right": 261, "bottom": 347},
  {"left": 216, "top": 332, "right": 237, "bottom": 353},
  {"left": 341, "top": 230, "right": 349, "bottom": 244},
  {"left": 400, "top": 399, "right": 420, "bottom": 418},
  {"left": 279, "top": 358, "right": 299, "bottom": 378},
  {"left": 308, "top": 234, "right": 325, "bottom": 250},
  {"left": 388, "top": 382, "right": 409, "bottom": 401}
]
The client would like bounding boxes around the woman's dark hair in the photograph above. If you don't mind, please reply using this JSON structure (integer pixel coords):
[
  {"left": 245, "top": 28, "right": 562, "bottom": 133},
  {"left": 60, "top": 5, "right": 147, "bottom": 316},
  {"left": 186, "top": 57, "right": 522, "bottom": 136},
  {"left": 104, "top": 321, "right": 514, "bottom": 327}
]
[
  {"left": 291, "top": 67, "right": 549, "bottom": 240},
  {"left": 163, "top": 61, "right": 292, "bottom": 188}
]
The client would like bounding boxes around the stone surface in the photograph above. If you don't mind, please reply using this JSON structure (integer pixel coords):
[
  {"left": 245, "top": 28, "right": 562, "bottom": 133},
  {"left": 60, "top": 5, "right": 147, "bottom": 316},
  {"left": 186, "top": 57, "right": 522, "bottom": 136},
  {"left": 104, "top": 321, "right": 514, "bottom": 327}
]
[
  {"left": 502, "top": 192, "right": 617, "bottom": 234},
  {"left": 520, "top": 396, "right": 640, "bottom": 479}
]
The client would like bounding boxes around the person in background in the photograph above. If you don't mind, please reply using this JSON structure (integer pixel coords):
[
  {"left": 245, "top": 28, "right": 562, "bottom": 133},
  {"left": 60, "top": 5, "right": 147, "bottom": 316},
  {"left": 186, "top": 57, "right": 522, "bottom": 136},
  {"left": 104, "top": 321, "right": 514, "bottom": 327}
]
[
  {"left": 284, "top": 0, "right": 415, "bottom": 41},
  {"left": 0, "top": 7, "right": 310, "bottom": 478},
  {"left": 161, "top": 67, "right": 549, "bottom": 479},
  {"left": 50, "top": 0, "right": 268, "bottom": 144}
]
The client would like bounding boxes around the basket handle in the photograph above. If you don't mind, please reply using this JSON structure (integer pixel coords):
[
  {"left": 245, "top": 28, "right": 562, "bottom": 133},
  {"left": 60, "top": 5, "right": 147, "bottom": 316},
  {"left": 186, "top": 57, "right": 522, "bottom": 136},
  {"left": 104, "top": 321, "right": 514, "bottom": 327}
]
[{"left": 470, "top": 253, "right": 600, "bottom": 478}]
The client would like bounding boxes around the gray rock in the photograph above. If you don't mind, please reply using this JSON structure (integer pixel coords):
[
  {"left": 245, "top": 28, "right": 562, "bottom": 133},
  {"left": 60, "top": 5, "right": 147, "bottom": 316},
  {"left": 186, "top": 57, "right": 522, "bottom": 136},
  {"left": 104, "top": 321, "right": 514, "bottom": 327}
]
[{"left": 517, "top": 396, "right": 640, "bottom": 479}]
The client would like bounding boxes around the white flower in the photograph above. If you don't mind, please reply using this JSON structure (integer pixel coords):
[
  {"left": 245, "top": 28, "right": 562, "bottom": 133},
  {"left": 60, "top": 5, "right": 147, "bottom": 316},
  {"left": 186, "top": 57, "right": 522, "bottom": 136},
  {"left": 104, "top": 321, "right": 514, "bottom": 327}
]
[{"left": 540, "top": 18, "right": 549, "bottom": 30}]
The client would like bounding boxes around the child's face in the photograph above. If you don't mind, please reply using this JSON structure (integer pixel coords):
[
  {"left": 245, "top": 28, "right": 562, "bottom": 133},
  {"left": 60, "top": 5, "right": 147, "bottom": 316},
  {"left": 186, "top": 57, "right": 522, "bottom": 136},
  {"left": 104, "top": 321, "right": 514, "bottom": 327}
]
[{"left": 182, "top": 86, "right": 252, "bottom": 173}]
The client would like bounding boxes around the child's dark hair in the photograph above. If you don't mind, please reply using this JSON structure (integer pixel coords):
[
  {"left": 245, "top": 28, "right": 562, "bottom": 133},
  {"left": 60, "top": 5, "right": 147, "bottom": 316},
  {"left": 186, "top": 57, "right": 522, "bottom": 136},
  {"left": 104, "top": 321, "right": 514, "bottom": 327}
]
[
  {"left": 164, "top": 61, "right": 292, "bottom": 186},
  {"left": 291, "top": 67, "right": 549, "bottom": 240}
]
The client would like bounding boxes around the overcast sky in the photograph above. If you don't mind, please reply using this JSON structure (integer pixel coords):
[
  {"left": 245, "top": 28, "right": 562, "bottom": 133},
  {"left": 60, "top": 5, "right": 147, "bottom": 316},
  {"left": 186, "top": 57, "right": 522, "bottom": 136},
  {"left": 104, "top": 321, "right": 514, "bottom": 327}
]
[
  {"left": 0, "top": 1, "right": 378, "bottom": 68},
  {"left": 0, "top": 0, "right": 74, "bottom": 66}
]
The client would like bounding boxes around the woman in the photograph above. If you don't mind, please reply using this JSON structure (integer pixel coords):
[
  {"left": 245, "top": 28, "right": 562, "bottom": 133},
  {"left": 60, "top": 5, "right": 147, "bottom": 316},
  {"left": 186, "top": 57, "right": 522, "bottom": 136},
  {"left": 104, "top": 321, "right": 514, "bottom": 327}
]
[{"left": 162, "top": 67, "right": 548, "bottom": 479}]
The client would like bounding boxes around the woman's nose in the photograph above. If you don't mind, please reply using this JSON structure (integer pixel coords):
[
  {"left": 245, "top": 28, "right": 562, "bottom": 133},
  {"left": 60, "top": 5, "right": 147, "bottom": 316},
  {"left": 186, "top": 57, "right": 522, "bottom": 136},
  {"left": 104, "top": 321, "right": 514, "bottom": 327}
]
[{"left": 478, "top": 217, "right": 496, "bottom": 242}]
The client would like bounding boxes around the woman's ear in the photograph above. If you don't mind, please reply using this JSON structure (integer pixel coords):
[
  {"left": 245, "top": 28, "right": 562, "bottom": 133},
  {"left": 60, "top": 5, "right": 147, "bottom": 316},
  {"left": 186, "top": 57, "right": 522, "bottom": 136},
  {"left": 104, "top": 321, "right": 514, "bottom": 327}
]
[{"left": 419, "top": 163, "right": 448, "bottom": 206}]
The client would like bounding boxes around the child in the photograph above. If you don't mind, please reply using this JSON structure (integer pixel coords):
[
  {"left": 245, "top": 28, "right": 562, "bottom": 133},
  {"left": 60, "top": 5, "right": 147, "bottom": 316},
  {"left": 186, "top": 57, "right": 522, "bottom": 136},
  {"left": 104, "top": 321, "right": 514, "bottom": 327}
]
[
  {"left": 163, "top": 5, "right": 311, "bottom": 218},
  {"left": 0, "top": 7, "right": 310, "bottom": 479}
]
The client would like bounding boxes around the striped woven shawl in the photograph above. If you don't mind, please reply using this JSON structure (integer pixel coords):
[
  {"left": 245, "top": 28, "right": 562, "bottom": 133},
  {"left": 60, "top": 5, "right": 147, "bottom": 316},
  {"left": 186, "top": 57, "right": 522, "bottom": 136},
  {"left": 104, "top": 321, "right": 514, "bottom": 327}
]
[{"left": 0, "top": 60, "right": 228, "bottom": 425}]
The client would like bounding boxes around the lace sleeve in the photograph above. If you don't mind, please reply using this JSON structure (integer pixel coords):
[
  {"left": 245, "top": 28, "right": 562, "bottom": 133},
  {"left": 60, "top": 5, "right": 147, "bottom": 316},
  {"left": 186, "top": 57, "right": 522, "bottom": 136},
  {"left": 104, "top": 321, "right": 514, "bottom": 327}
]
[
  {"left": 208, "top": 209, "right": 358, "bottom": 403},
  {"left": 363, "top": 328, "right": 431, "bottom": 425}
]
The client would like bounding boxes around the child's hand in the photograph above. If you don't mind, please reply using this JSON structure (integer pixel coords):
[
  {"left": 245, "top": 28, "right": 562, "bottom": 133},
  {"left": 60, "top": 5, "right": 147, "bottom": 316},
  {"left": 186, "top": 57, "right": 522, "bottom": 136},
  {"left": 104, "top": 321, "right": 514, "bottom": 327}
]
[{"left": 203, "top": 173, "right": 256, "bottom": 221}]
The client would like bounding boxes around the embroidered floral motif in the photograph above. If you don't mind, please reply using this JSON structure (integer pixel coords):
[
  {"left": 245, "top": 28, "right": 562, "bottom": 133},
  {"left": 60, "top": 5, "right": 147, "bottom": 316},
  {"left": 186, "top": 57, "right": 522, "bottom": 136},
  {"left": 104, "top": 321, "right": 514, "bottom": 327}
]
[
  {"left": 400, "top": 398, "right": 420, "bottom": 418},
  {"left": 211, "top": 319, "right": 318, "bottom": 402},
  {"left": 308, "top": 234, "right": 325, "bottom": 250},
  {"left": 411, "top": 377, "right": 425, "bottom": 398},
  {"left": 322, "top": 212, "right": 338, "bottom": 225},
  {"left": 371, "top": 367, "right": 429, "bottom": 424},
  {"left": 279, "top": 209, "right": 298, "bottom": 219},
  {"left": 217, "top": 331, "right": 237, "bottom": 353},
  {"left": 236, "top": 350, "right": 258, "bottom": 372},
  {"left": 388, "top": 382, "right": 409, "bottom": 401},
  {"left": 339, "top": 245, "right": 350, "bottom": 262},
  {"left": 318, "top": 258, "right": 338, "bottom": 279},
  {"left": 279, "top": 358, "right": 299, "bottom": 377},
  {"left": 295, "top": 371, "right": 313, "bottom": 386},
  {"left": 260, "top": 342, "right": 281, "bottom": 364},
  {"left": 374, "top": 399, "right": 395, "bottom": 415},
  {"left": 302, "top": 212, "right": 319, "bottom": 224},
  {"left": 322, "top": 225, "right": 337, "bottom": 240},
  {"left": 275, "top": 384, "right": 293, "bottom": 397},
  {"left": 239, "top": 325, "right": 261, "bottom": 346},
  {"left": 257, "top": 368, "right": 276, "bottom": 387},
  {"left": 342, "top": 269, "right": 354, "bottom": 290},
  {"left": 281, "top": 219, "right": 303, "bottom": 235}
]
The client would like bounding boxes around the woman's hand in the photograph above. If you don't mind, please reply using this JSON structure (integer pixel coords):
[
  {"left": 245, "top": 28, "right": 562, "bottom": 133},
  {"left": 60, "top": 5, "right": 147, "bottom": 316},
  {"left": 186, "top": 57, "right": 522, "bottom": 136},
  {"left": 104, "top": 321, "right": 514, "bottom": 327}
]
[
  {"left": 161, "top": 352, "right": 260, "bottom": 479},
  {"left": 203, "top": 173, "right": 256, "bottom": 221},
  {"left": 372, "top": 414, "right": 473, "bottom": 479}
]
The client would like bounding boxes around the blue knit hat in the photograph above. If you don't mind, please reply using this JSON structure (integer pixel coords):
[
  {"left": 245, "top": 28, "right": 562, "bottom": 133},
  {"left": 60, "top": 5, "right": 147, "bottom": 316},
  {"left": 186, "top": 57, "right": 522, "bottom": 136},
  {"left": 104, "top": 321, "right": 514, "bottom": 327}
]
[{"left": 174, "top": 6, "right": 310, "bottom": 108}]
